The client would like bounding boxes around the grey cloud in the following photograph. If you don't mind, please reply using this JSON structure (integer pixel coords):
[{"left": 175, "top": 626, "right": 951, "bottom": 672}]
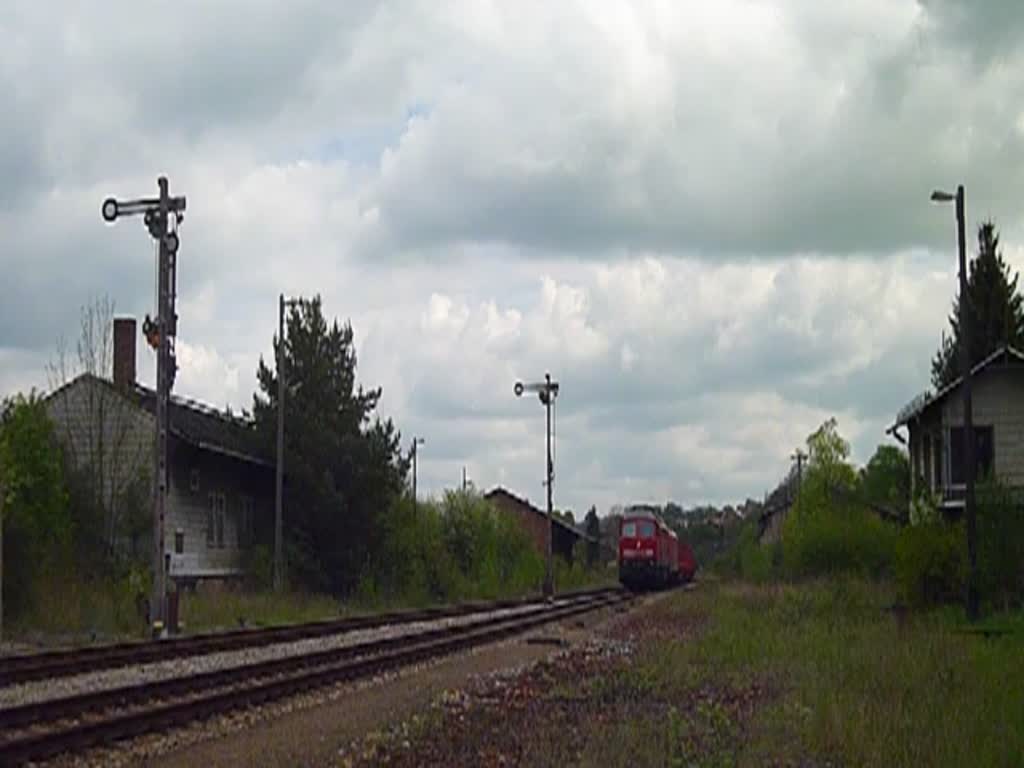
[{"left": 3, "top": 2, "right": 1018, "bottom": 514}]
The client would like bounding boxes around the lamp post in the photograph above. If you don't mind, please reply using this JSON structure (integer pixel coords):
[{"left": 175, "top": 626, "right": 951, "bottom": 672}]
[
  {"left": 102, "top": 178, "right": 185, "bottom": 636},
  {"left": 514, "top": 373, "right": 560, "bottom": 598},
  {"left": 931, "top": 184, "right": 979, "bottom": 621},
  {"left": 411, "top": 437, "right": 425, "bottom": 516},
  {"left": 275, "top": 294, "right": 300, "bottom": 593}
]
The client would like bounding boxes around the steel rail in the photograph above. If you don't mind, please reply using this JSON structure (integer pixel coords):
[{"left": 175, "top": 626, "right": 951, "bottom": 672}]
[
  {"left": 0, "top": 585, "right": 621, "bottom": 686},
  {"left": 0, "top": 592, "right": 613, "bottom": 731},
  {"left": 0, "top": 591, "right": 630, "bottom": 765}
]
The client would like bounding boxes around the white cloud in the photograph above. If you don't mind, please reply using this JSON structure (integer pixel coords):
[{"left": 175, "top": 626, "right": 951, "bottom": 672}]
[{"left": 3, "top": 0, "right": 1024, "bottom": 515}]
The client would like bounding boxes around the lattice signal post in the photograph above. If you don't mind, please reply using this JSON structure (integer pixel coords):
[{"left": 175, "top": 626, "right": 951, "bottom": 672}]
[
  {"left": 102, "top": 178, "right": 186, "bottom": 635},
  {"left": 514, "top": 373, "right": 560, "bottom": 598}
]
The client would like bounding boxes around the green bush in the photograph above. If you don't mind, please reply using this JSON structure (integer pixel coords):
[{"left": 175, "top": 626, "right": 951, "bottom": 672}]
[
  {"left": 1, "top": 393, "right": 72, "bottom": 620},
  {"left": 362, "top": 489, "right": 548, "bottom": 607},
  {"left": 976, "top": 478, "right": 1024, "bottom": 610},
  {"left": 782, "top": 498, "right": 898, "bottom": 580},
  {"left": 895, "top": 519, "right": 966, "bottom": 607},
  {"left": 714, "top": 520, "right": 776, "bottom": 583},
  {"left": 241, "top": 544, "right": 274, "bottom": 592}
]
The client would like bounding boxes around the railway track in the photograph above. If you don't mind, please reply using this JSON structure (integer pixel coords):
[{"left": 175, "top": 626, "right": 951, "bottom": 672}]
[
  {"left": 0, "top": 588, "right": 630, "bottom": 765},
  {"left": 0, "top": 585, "right": 622, "bottom": 687}
]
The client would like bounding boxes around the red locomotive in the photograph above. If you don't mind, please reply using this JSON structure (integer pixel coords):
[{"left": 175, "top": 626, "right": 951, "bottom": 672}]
[{"left": 618, "top": 505, "right": 697, "bottom": 590}]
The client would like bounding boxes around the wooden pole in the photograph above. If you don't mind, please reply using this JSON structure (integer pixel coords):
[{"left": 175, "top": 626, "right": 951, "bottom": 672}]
[{"left": 956, "top": 185, "right": 979, "bottom": 621}]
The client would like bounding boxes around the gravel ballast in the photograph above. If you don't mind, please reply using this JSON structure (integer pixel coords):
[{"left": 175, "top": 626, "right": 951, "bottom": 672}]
[{"left": 0, "top": 599, "right": 577, "bottom": 710}]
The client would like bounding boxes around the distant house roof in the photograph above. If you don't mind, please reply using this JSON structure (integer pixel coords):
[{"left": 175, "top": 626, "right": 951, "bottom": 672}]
[
  {"left": 49, "top": 373, "right": 273, "bottom": 468},
  {"left": 889, "top": 346, "right": 1024, "bottom": 432},
  {"left": 484, "top": 487, "right": 597, "bottom": 543}
]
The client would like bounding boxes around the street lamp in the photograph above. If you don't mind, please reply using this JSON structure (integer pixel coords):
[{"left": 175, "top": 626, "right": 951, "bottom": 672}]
[
  {"left": 411, "top": 437, "right": 425, "bottom": 517},
  {"left": 514, "top": 373, "right": 560, "bottom": 598},
  {"left": 275, "top": 294, "right": 300, "bottom": 593},
  {"left": 102, "top": 177, "right": 186, "bottom": 636},
  {"left": 931, "top": 184, "right": 979, "bottom": 621}
]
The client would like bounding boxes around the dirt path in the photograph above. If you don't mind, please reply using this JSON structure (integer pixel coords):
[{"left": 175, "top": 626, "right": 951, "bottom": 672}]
[{"left": 140, "top": 598, "right": 646, "bottom": 768}]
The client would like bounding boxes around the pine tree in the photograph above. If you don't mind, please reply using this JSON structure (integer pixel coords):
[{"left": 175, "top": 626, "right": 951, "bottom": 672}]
[
  {"left": 931, "top": 222, "right": 1024, "bottom": 389},
  {"left": 252, "top": 296, "right": 408, "bottom": 593}
]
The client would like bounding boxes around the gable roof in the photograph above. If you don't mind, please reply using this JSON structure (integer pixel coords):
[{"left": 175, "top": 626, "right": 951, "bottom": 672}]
[
  {"left": 48, "top": 373, "right": 273, "bottom": 468},
  {"left": 484, "top": 486, "right": 597, "bottom": 543},
  {"left": 889, "top": 345, "right": 1024, "bottom": 432}
]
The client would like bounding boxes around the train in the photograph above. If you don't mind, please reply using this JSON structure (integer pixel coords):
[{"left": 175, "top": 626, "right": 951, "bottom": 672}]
[{"left": 618, "top": 504, "right": 697, "bottom": 590}]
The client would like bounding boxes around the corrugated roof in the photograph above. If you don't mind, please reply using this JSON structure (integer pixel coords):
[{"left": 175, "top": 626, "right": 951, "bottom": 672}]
[{"left": 889, "top": 346, "right": 1024, "bottom": 432}]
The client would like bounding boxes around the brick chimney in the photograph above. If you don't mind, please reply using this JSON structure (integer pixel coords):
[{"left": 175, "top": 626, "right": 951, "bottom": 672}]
[{"left": 113, "top": 317, "right": 137, "bottom": 389}]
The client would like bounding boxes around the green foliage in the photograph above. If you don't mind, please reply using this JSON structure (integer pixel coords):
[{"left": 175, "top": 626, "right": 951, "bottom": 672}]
[
  {"left": 805, "top": 417, "right": 857, "bottom": 491},
  {"left": 10, "top": 568, "right": 146, "bottom": 639},
  {"left": 655, "top": 581, "right": 1024, "bottom": 766},
  {"left": 780, "top": 419, "right": 899, "bottom": 579},
  {"left": 895, "top": 519, "right": 966, "bottom": 607},
  {"left": 180, "top": 588, "right": 339, "bottom": 633},
  {"left": 0, "top": 393, "right": 71, "bottom": 618},
  {"left": 241, "top": 544, "right": 274, "bottom": 592},
  {"left": 859, "top": 444, "right": 910, "bottom": 512},
  {"left": 976, "top": 477, "right": 1024, "bottom": 609},
  {"left": 715, "top": 518, "right": 776, "bottom": 583},
  {"left": 932, "top": 221, "right": 1024, "bottom": 388},
  {"left": 361, "top": 489, "right": 549, "bottom": 607},
  {"left": 782, "top": 499, "right": 897, "bottom": 580},
  {"left": 252, "top": 296, "right": 409, "bottom": 594}
]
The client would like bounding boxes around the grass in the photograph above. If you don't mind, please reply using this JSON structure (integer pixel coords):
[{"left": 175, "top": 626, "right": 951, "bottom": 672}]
[
  {"left": 9, "top": 576, "right": 144, "bottom": 643},
  {"left": 177, "top": 563, "right": 617, "bottom": 635},
  {"left": 178, "top": 588, "right": 342, "bottom": 633},
  {"left": 584, "top": 578, "right": 1024, "bottom": 767},
  {"left": 8, "top": 560, "right": 616, "bottom": 643}
]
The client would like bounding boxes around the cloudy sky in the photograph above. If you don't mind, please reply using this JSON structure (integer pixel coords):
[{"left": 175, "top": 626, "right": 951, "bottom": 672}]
[{"left": 3, "top": 0, "right": 1024, "bottom": 516}]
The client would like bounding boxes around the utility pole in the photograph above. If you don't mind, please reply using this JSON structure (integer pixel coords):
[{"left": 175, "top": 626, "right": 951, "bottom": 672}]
[
  {"left": 462, "top": 466, "right": 468, "bottom": 492},
  {"left": 103, "top": 178, "right": 186, "bottom": 636},
  {"left": 932, "top": 184, "right": 979, "bottom": 621},
  {"left": 514, "top": 374, "right": 560, "bottom": 598},
  {"left": 275, "top": 295, "right": 298, "bottom": 592},
  {"left": 791, "top": 449, "right": 807, "bottom": 504},
  {"left": 411, "top": 437, "right": 425, "bottom": 517}
]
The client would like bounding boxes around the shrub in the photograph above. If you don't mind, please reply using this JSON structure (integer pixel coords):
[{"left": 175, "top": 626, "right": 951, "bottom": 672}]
[
  {"left": 1, "top": 393, "right": 72, "bottom": 619},
  {"left": 782, "top": 497, "right": 898, "bottom": 580},
  {"left": 895, "top": 520, "right": 966, "bottom": 607},
  {"left": 363, "top": 488, "right": 548, "bottom": 606},
  {"left": 976, "top": 477, "right": 1024, "bottom": 610},
  {"left": 241, "top": 544, "right": 274, "bottom": 592}
]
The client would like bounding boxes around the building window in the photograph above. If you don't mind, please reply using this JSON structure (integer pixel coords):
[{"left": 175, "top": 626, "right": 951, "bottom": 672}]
[
  {"left": 174, "top": 529, "right": 185, "bottom": 555},
  {"left": 239, "top": 496, "right": 254, "bottom": 548},
  {"left": 207, "top": 492, "right": 226, "bottom": 549},
  {"left": 949, "top": 426, "right": 994, "bottom": 486},
  {"left": 190, "top": 468, "right": 200, "bottom": 492},
  {"left": 933, "top": 433, "right": 943, "bottom": 490}
]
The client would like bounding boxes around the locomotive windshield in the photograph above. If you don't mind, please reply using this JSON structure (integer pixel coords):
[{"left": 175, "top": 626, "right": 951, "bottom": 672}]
[{"left": 622, "top": 520, "right": 655, "bottom": 538}]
